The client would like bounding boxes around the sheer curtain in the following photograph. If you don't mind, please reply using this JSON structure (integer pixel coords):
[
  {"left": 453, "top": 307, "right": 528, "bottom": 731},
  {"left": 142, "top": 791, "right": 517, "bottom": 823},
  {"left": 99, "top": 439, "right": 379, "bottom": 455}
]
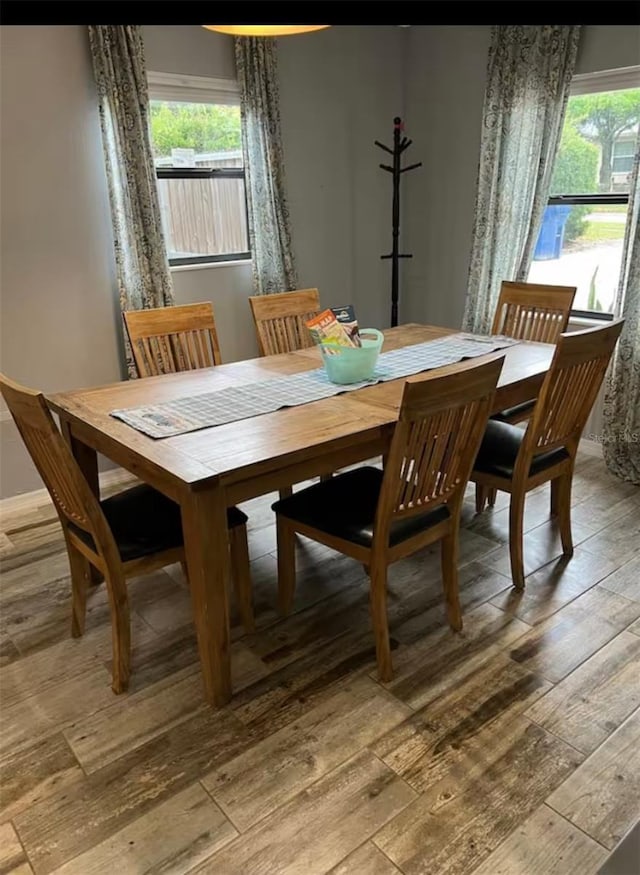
[
  {"left": 463, "top": 26, "right": 581, "bottom": 334},
  {"left": 88, "top": 26, "right": 174, "bottom": 376},
  {"left": 234, "top": 37, "right": 298, "bottom": 294},
  {"left": 603, "top": 129, "right": 640, "bottom": 484}
]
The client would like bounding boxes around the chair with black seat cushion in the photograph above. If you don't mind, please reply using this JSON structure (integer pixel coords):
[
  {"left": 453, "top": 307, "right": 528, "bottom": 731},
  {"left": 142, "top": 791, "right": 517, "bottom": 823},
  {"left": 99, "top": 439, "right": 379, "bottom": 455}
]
[
  {"left": 471, "top": 320, "right": 624, "bottom": 590},
  {"left": 490, "top": 280, "right": 577, "bottom": 425},
  {"left": 272, "top": 354, "right": 505, "bottom": 682},
  {"left": 0, "top": 374, "right": 254, "bottom": 694},
  {"left": 479, "top": 280, "right": 578, "bottom": 512},
  {"left": 249, "top": 288, "right": 326, "bottom": 500}
]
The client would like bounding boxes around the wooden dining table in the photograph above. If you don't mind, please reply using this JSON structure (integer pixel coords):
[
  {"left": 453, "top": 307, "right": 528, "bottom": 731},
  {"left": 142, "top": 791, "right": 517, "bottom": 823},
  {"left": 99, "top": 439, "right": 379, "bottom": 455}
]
[{"left": 47, "top": 323, "right": 554, "bottom": 707}]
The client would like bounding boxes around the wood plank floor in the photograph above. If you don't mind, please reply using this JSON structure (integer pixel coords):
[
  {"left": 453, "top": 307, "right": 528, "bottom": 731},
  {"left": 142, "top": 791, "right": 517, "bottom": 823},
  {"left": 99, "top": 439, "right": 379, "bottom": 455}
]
[{"left": 1, "top": 452, "right": 639, "bottom": 874}]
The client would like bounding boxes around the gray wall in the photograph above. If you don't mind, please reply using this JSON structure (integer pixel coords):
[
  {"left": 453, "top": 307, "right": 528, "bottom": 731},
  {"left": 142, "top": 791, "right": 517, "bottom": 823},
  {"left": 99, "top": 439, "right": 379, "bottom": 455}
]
[
  {"left": 402, "top": 24, "right": 640, "bottom": 331},
  {"left": 1, "top": 24, "right": 638, "bottom": 498},
  {"left": 575, "top": 25, "right": 640, "bottom": 74},
  {"left": 278, "top": 26, "right": 406, "bottom": 330},
  {"left": 0, "top": 26, "right": 120, "bottom": 497},
  {"left": 403, "top": 26, "right": 491, "bottom": 330},
  {"left": 143, "top": 25, "right": 235, "bottom": 79}
]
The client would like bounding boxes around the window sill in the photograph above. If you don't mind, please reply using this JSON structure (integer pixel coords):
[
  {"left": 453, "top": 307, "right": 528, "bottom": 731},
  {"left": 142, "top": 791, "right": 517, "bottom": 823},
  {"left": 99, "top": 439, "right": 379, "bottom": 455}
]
[
  {"left": 569, "top": 315, "right": 614, "bottom": 327},
  {"left": 170, "top": 259, "right": 252, "bottom": 273}
]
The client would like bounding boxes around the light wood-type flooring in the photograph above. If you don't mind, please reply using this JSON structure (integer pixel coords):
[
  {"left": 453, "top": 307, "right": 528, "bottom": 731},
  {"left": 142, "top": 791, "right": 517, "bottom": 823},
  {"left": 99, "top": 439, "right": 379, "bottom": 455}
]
[{"left": 1, "top": 451, "right": 639, "bottom": 874}]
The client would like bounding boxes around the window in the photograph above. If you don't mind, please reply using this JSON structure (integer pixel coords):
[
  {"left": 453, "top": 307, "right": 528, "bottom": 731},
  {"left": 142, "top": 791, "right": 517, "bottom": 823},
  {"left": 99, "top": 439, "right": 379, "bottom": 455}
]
[
  {"left": 528, "top": 69, "right": 640, "bottom": 318},
  {"left": 612, "top": 139, "right": 636, "bottom": 175},
  {"left": 147, "top": 72, "right": 250, "bottom": 266}
]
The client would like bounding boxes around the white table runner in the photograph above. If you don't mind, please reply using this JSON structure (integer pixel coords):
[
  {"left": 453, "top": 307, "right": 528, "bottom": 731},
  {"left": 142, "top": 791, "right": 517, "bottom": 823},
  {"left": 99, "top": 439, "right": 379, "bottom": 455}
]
[{"left": 110, "top": 333, "right": 519, "bottom": 439}]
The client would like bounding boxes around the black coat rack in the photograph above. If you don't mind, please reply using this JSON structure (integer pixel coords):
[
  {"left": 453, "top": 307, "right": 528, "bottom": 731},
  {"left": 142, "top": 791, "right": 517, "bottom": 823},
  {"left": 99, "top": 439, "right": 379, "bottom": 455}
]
[{"left": 376, "top": 117, "right": 422, "bottom": 327}]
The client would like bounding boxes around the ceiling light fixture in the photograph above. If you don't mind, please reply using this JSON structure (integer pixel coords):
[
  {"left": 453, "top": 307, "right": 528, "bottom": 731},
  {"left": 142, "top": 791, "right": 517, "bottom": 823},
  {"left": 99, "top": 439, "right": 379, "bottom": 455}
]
[{"left": 202, "top": 25, "right": 330, "bottom": 37}]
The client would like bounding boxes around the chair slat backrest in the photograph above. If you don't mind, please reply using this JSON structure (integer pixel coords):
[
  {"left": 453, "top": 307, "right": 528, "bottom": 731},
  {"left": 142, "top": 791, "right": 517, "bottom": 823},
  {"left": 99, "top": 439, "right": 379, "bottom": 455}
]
[
  {"left": 492, "top": 281, "right": 577, "bottom": 344},
  {"left": 374, "top": 355, "right": 505, "bottom": 539},
  {"left": 249, "top": 289, "right": 321, "bottom": 356},
  {"left": 123, "top": 303, "right": 222, "bottom": 378},
  {"left": 521, "top": 320, "right": 624, "bottom": 459},
  {"left": 0, "top": 375, "right": 115, "bottom": 551}
]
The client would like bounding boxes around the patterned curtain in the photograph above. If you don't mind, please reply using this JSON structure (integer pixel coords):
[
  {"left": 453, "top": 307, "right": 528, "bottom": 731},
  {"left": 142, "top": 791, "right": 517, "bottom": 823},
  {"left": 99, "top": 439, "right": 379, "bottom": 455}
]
[
  {"left": 602, "top": 129, "right": 640, "bottom": 484},
  {"left": 234, "top": 37, "right": 298, "bottom": 294},
  {"left": 88, "top": 26, "right": 174, "bottom": 376},
  {"left": 463, "top": 26, "right": 581, "bottom": 334}
]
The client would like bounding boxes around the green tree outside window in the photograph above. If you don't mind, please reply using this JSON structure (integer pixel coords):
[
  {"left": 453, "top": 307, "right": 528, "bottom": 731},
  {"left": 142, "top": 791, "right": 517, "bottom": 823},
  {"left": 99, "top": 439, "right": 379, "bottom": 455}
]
[{"left": 149, "top": 101, "right": 242, "bottom": 159}]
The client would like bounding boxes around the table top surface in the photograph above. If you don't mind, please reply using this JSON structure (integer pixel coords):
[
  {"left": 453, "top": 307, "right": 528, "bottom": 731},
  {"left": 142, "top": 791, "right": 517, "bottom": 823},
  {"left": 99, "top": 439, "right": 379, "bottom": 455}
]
[{"left": 48, "top": 324, "right": 554, "bottom": 491}]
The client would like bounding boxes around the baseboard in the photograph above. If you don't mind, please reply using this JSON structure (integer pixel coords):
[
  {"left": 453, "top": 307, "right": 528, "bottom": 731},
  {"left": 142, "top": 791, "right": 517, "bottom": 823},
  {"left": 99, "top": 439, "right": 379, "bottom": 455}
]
[
  {"left": 0, "top": 467, "right": 132, "bottom": 521},
  {"left": 578, "top": 437, "right": 604, "bottom": 458}
]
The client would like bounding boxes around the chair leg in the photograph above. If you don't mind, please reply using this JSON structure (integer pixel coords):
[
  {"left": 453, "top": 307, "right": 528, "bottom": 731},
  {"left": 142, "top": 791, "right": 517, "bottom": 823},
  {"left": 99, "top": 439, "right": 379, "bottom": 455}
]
[
  {"left": 441, "top": 531, "right": 462, "bottom": 632},
  {"left": 488, "top": 487, "right": 497, "bottom": 507},
  {"left": 229, "top": 524, "right": 255, "bottom": 633},
  {"left": 67, "top": 543, "right": 91, "bottom": 638},
  {"left": 556, "top": 472, "right": 574, "bottom": 557},
  {"left": 276, "top": 516, "right": 297, "bottom": 616},
  {"left": 509, "top": 487, "right": 527, "bottom": 590},
  {"left": 475, "top": 484, "right": 488, "bottom": 514},
  {"left": 104, "top": 571, "right": 131, "bottom": 694},
  {"left": 550, "top": 478, "right": 560, "bottom": 517},
  {"left": 279, "top": 486, "right": 293, "bottom": 500},
  {"left": 369, "top": 562, "right": 393, "bottom": 683},
  {"left": 180, "top": 560, "right": 189, "bottom": 583}
]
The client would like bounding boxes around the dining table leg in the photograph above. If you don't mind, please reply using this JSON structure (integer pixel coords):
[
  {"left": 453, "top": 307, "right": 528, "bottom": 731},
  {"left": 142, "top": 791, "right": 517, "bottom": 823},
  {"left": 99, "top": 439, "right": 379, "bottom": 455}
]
[
  {"left": 61, "top": 420, "right": 100, "bottom": 495},
  {"left": 181, "top": 484, "right": 232, "bottom": 707}
]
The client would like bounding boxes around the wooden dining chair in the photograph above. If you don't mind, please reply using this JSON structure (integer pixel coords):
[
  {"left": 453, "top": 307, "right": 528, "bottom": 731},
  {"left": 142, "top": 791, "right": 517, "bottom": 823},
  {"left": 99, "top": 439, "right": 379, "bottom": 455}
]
[
  {"left": 472, "top": 320, "right": 624, "bottom": 589},
  {"left": 490, "top": 280, "right": 577, "bottom": 425},
  {"left": 493, "top": 280, "right": 577, "bottom": 343},
  {"left": 478, "top": 280, "right": 578, "bottom": 512},
  {"left": 0, "top": 374, "right": 254, "bottom": 694},
  {"left": 272, "top": 354, "right": 505, "bottom": 682},
  {"left": 123, "top": 302, "right": 222, "bottom": 378},
  {"left": 248, "top": 288, "right": 321, "bottom": 356},
  {"left": 249, "top": 288, "right": 324, "bottom": 499}
]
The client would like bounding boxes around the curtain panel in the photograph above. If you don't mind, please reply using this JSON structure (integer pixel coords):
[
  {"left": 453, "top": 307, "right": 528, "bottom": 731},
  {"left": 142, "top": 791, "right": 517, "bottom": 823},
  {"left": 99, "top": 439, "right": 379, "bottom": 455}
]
[
  {"left": 88, "top": 25, "right": 174, "bottom": 376},
  {"left": 463, "top": 26, "right": 581, "bottom": 334},
  {"left": 603, "top": 129, "right": 640, "bottom": 484},
  {"left": 234, "top": 37, "right": 298, "bottom": 295}
]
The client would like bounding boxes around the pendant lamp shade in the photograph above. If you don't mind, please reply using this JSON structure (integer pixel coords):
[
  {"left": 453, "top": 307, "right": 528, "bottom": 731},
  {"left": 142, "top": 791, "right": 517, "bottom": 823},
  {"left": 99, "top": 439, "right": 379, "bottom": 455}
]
[{"left": 203, "top": 25, "right": 330, "bottom": 37}]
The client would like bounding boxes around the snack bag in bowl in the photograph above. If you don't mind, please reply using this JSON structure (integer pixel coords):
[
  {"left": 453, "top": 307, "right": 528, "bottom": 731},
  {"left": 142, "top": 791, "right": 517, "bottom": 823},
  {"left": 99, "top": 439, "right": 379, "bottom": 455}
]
[{"left": 306, "top": 309, "right": 358, "bottom": 351}]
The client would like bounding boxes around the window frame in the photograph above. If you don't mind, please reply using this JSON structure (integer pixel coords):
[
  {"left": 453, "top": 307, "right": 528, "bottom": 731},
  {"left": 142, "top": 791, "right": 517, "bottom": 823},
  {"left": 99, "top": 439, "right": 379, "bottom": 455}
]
[
  {"left": 535, "top": 66, "right": 640, "bottom": 320},
  {"left": 147, "top": 71, "right": 250, "bottom": 268}
]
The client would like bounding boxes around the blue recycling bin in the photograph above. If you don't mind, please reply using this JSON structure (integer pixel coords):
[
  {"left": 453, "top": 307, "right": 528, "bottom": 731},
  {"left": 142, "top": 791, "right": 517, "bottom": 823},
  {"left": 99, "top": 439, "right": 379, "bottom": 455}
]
[{"left": 533, "top": 205, "right": 572, "bottom": 260}]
